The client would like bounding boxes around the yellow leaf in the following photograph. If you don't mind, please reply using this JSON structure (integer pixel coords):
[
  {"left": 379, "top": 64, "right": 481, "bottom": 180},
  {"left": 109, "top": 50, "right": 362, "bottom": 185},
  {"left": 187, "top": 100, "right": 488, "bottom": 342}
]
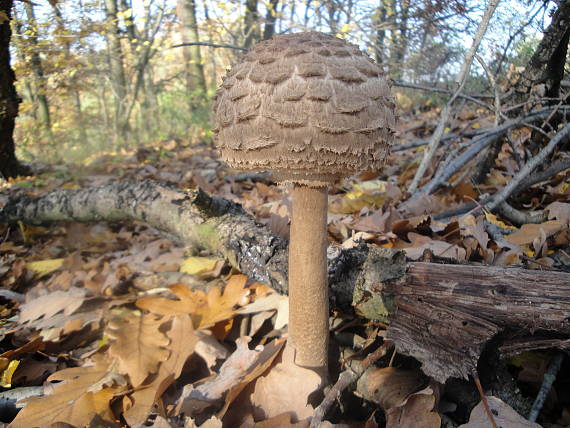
[
  {"left": 136, "top": 275, "right": 250, "bottom": 329},
  {"left": 11, "top": 359, "right": 124, "bottom": 428},
  {"left": 180, "top": 256, "right": 220, "bottom": 275},
  {"left": 0, "top": 360, "right": 19, "bottom": 387},
  {"left": 26, "top": 258, "right": 64, "bottom": 277},
  {"left": 106, "top": 312, "right": 170, "bottom": 387},
  {"left": 471, "top": 122, "right": 481, "bottom": 129},
  {"left": 485, "top": 213, "right": 516, "bottom": 230}
]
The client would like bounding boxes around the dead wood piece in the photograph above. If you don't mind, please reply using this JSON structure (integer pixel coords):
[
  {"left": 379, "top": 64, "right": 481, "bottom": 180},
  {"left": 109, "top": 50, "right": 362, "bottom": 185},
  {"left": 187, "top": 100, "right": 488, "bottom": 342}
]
[{"left": 2, "top": 182, "right": 570, "bottom": 383}]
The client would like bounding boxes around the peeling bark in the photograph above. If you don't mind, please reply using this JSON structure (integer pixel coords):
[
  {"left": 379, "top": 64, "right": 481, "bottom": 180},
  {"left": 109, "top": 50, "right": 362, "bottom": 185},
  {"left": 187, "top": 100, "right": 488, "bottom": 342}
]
[{"left": 2, "top": 180, "right": 570, "bottom": 383}]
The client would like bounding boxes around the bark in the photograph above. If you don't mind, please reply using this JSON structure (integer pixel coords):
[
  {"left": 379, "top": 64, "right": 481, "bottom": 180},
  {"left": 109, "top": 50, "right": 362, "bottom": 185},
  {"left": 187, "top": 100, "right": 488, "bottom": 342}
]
[
  {"left": 103, "top": 0, "right": 128, "bottom": 142},
  {"left": 262, "top": 0, "right": 279, "bottom": 41},
  {"left": 23, "top": 2, "right": 51, "bottom": 131},
  {"left": 373, "top": 0, "right": 388, "bottom": 64},
  {"left": 243, "top": 0, "right": 259, "bottom": 49},
  {"left": 0, "top": 0, "right": 28, "bottom": 178},
  {"left": 176, "top": 0, "right": 207, "bottom": 97},
  {"left": 514, "top": 0, "right": 570, "bottom": 100},
  {"left": 2, "top": 181, "right": 570, "bottom": 383}
]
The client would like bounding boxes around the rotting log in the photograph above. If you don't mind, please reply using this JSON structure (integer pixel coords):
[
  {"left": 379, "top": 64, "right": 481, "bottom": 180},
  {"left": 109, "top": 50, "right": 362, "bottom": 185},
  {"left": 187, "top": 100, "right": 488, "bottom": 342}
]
[{"left": 1, "top": 180, "right": 570, "bottom": 383}]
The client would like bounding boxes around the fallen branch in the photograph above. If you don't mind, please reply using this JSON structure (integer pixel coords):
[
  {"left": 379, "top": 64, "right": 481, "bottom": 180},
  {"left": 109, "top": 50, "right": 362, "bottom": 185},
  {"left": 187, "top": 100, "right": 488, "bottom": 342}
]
[
  {"left": 407, "top": 0, "right": 500, "bottom": 194},
  {"left": 486, "top": 122, "right": 570, "bottom": 211},
  {"left": 2, "top": 181, "right": 570, "bottom": 383},
  {"left": 170, "top": 42, "right": 247, "bottom": 51}
]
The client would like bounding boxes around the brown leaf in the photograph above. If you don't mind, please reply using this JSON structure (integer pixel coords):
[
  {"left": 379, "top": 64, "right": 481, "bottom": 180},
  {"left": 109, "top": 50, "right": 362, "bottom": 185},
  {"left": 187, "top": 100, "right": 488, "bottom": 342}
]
[
  {"left": 107, "top": 312, "right": 170, "bottom": 387},
  {"left": 356, "top": 367, "right": 426, "bottom": 409},
  {"left": 546, "top": 202, "right": 570, "bottom": 223},
  {"left": 506, "top": 220, "right": 566, "bottom": 246},
  {"left": 11, "top": 358, "right": 125, "bottom": 428},
  {"left": 458, "top": 396, "right": 540, "bottom": 428},
  {"left": 136, "top": 275, "right": 250, "bottom": 329},
  {"left": 19, "top": 287, "right": 87, "bottom": 324},
  {"left": 124, "top": 315, "right": 200, "bottom": 426},
  {"left": 175, "top": 337, "right": 284, "bottom": 419},
  {"left": 249, "top": 343, "right": 323, "bottom": 422}
]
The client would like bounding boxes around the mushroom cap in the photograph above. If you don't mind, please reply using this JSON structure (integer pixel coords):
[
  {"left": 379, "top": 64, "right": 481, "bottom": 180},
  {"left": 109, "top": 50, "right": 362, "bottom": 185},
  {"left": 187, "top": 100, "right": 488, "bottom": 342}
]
[{"left": 214, "top": 31, "right": 396, "bottom": 186}]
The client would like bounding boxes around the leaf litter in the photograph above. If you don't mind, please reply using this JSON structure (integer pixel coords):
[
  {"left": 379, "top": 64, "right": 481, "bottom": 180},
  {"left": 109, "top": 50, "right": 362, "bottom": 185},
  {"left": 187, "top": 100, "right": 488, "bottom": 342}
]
[{"left": 0, "top": 113, "right": 568, "bottom": 427}]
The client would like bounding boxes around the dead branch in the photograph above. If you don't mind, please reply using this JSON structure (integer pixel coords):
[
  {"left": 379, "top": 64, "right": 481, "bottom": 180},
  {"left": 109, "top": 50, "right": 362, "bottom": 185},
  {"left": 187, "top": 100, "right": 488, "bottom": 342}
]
[
  {"left": 392, "top": 80, "right": 495, "bottom": 110},
  {"left": 407, "top": 0, "right": 500, "bottom": 194},
  {"left": 2, "top": 182, "right": 570, "bottom": 383},
  {"left": 486, "top": 122, "right": 570, "bottom": 211},
  {"left": 170, "top": 42, "right": 247, "bottom": 51},
  {"left": 411, "top": 106, "right": 570, "bottom": 200}
]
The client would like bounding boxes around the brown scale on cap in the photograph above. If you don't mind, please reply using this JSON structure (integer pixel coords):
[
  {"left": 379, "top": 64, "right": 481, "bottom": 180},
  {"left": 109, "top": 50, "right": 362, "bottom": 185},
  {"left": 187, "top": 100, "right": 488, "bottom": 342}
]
[{"left": 214, "top": 31, "right": 396, "bottom": 186}]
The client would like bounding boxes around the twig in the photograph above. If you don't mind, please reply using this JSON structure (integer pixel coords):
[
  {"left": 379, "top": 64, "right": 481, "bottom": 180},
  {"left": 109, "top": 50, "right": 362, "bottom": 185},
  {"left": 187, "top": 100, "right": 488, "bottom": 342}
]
[
  {"left": 528, "top": 352, "right": 564, "bottom": 422},
  {"left": 497, "top": 202, "right": 546, "bottom": 225},
  {"left": 407, "top": 0, "right": 500, "bottom": 194},
  {"left": 310, "top": 342, "right": 391, "bottom": 428},
  {"left": 486, "top": 122, "right": 570, "bottom": 211},
  {"left": 475, "top": 54, "right": 503, "bottom": 126},
  {"left": 393, "top": 80, "right": 496, "bottom": 111},
  {"left": 412, "top": 106, "right": 570, "bottom": 199},
  {"left": 472, "top": 370, "right": 499, "bottom": 428},
  {"left": 170, "top": 42, "right": 247, "bottom": 51}
]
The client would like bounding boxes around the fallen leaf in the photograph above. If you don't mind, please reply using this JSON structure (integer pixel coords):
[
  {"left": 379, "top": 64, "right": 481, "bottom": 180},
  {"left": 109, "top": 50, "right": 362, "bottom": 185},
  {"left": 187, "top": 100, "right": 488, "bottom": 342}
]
[
  {"left": 137, "top": 275, "right": 250, "bottom": 329},
  {"left": 506, "top": 220, "right": 566, "bottom": 246},
  {"left": 249, "top": 343, "right": 323, "bottom": 422},
  {"left": 19, "top": 287, "right": 87, "bottom": 324},
  {"left": 124, "top": 315, "right": 200, "bottom": 426},
  {"left": 458, "top": 396, "right": 540, "bottom": 427},
  {"left": 11, "top": 358, "right": 125, "bottom": 428},
  {"left": 180, "top": 257, "right": 222, "bottom": 276},
  {"left": 107, "top": 312, "right": 170, "bottom": 387},
  {"left": 546, "top": 202, "right": 570, "bottom": 223},
  {"left": 25, "top": 258, "right": 65, "bottom": 277}
]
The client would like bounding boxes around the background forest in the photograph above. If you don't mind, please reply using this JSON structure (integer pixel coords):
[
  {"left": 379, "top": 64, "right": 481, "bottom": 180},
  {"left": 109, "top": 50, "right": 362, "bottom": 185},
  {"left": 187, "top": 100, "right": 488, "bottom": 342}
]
[{"left": 8, "top": 0, "right": 551, "bottom": 163}]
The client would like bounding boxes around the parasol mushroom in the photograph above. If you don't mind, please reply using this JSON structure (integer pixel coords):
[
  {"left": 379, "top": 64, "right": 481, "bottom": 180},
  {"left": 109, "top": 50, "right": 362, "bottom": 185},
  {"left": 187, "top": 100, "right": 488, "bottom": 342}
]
[{"left": 213, "top": 32, "right": 395, "bottom": 376}]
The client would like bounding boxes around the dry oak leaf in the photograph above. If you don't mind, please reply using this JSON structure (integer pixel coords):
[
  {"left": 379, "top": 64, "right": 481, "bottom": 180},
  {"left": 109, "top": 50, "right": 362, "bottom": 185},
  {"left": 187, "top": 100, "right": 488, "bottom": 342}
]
[
  {"left": 175, "top": 337, "right": 284, "bottom": 419},
  {"left": 356, "top": 367, "right": 439, "bottom": 428},
  {"left": 19, "top": 287, "right": 87, "bottom": 324},
  {"left": 107, "top": 311, "right": 170, "bottom": 387},
  {"left": 136, "top": 275, "right": 250, "bottom": 329},
  {"left": 124, "top": 314, "right": 200, "bottom": 427},
  {"left": 506, "top": 220, "right": 566, "bottom": 246},
  {"left": 10, "top": 358, "right": 125, "bottom": 428},
  {"left": 249, "top": 343, "right": 323, "bottom": 423},
  {"left": 458, "top": 396, "right": 540, "bottom": 428}
]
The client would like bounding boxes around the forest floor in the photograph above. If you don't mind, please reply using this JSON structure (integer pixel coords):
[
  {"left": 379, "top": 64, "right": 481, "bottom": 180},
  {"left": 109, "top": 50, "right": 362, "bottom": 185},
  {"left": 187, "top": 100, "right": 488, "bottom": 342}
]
[{"left": 0, "top": 108, "right": 569, "bottom": 428}]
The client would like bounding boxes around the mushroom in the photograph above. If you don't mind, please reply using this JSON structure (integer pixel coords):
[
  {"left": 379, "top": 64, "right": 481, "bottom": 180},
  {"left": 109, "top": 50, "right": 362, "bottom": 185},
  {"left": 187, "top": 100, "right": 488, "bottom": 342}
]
[{"left": 213, "top": 32, "right": 395, "bottom": 376}]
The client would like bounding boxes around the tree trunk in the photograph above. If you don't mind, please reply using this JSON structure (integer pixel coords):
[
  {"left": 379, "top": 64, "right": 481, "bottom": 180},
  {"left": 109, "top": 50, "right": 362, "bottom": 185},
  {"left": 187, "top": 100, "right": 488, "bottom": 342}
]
[
  {"left": 2, "top": 181, "right": 570, "bottom": 384},
  {"left": 0, "top": 0, "right": 28, "bottom": 178},
  {"left": 23, "top": 3, "right": 51, "bottom": 132},
  {"left": 243, "top": 0, "right": 260, "bottom": 49},
  {"left": 262, "top": 0, "right": 279, "bottom": 41},
  {"left": 103, "top": 0, "right": 128, "bottom": 143},
  {"left": 513, "top": 0, "right": 570, "bottom": 100},
  {"left": 373, "top": 0, "right": 388, "bottom": 64},
  {"left": 176, "top": 0, "right": 207, "bottom": 98}
]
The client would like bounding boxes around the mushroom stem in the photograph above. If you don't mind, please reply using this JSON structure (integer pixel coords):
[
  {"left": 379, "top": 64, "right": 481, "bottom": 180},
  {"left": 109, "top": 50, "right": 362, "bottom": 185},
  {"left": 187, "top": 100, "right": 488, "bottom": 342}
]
[{"left": 288, "top": 184, "right": 329, "bottom": 373}]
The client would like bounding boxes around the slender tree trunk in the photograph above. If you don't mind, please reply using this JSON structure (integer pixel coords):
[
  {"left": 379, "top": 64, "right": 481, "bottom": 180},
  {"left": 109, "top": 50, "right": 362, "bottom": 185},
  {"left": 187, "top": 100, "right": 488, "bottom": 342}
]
[
  {"left": 263, "top": 0, "right": 279, "bottom": 40},
  {"left": 9, "top": 14, "right": 36, "bottom": 120},
  {"left": 514, "top": 0, "right": 570, "bottom": 99},
  {"left": 176, "top": 0, "right": 207, "bottom": 99},
  {"left": 103, "top": 0, "right": 128, "bottom": 144},
  {"left": 0, "top": 0, "right": 28, "bottom": 178},
  {"left": 373, "top": 0, "right": 388, "bottom": 64},
  {"left": 23, "top": 3, "right": 51, "bottom": 132},
  {"left": 243, "top": 0, "right": 259, "bottom": 49}
]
